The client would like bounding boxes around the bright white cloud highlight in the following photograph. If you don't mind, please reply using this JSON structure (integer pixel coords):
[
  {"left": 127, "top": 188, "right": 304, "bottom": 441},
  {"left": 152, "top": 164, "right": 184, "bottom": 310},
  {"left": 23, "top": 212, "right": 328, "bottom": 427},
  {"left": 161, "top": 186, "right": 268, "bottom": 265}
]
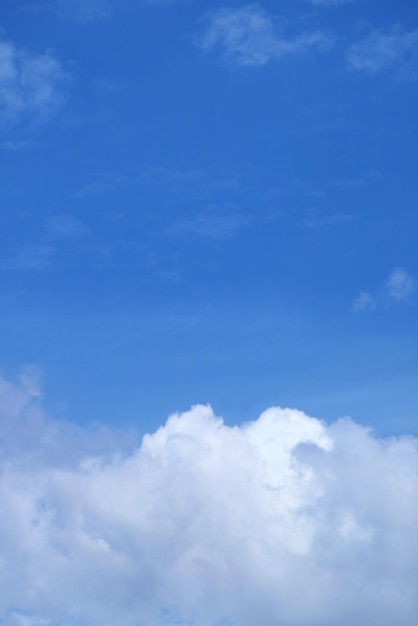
[
  {"left": 0, "top": 372, "right": 418, "bottom": 625},
  {"left": 197, "top": 4, "right": 329, "bottom": 67},
  {"left": 0, "top": 38, "right": 67, "bottom": 127},
  {"left": 347, "top": 26, "right": 418, "bottom": 79}
]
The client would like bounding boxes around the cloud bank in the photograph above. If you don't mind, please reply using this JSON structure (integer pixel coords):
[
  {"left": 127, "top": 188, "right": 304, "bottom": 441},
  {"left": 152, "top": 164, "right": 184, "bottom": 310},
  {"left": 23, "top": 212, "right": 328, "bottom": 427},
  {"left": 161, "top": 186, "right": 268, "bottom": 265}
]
[{"left": 0, "top": 372, "right": 418, "bottom": 626}]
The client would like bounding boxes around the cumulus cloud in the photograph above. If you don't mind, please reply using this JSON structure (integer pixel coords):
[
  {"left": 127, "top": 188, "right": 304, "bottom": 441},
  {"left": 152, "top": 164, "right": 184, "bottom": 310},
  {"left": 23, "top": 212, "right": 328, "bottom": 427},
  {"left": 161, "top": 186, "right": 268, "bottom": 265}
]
[
  {"left": 197, "top": 4, "right": 330, "bottom": 67},
  {"left": 347, "top": 26, "right": 418, "bottom": 80},
  {"left": 0, "top": 38, "right": 68, "bottom": 127},
  {"left": 0, "top": 372, "right": 418, "bottom": 625}
]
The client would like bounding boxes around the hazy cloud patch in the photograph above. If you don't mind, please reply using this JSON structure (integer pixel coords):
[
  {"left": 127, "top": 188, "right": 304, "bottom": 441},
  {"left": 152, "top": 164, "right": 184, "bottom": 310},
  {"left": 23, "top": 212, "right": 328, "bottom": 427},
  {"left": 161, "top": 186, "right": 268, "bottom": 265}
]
[
  {"left": 352, "top": 290, "right": 375, "bottom": 312},
  {"left": 197, "top": 4, "right": 331, "bottom": 67},
  {"left": 0, "top": 38, "right": 68, "bottom": 128},
  {"left": 385, "top": 267, "right": 415, "bottom": 300},
  {"left": 353, "top": 267, "right": 415, "bottom": 311},
  {"left": 347, "top": 26, "right": 418, "bottom": 80}
]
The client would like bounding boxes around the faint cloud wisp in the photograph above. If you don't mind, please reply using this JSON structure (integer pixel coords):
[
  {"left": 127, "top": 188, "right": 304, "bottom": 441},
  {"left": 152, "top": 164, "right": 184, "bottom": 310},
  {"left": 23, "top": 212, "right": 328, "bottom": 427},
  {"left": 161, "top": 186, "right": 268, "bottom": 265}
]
[
  {"left": 347, "top": 26, "right": 418, "bottom": 80},
  {"left": 197, "top": 4, "right": 331, "bottom": 67}
]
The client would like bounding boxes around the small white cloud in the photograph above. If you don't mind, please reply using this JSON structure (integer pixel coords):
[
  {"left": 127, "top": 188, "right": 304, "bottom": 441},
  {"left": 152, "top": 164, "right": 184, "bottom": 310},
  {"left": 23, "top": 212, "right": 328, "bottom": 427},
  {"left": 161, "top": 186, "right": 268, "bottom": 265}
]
[
  {"left": 197, "top": 4, "right": 330, "bottom": 67},
  {"left": 385, "top": 267, "right": 415, "bottom": 300},
  {"left": 347, "top": 26, "right": 418, "bottom": 80},
  {"left": 0, "top": 38, "right": 68, "bottom": 128},
  {"left": 352, "top": 291, "right": 375, "bottom": 312},
  {"left": 353, "top": 267, "right": 415, "bottom": 312}
]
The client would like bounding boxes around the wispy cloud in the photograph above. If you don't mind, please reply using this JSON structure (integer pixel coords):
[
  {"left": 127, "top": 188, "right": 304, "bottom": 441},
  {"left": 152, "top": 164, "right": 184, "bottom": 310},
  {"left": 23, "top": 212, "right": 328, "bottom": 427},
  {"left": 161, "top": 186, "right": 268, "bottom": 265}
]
[
  {"left": 0, "top": 139, "right": 43, "bottom": 151},
  {"left": 169, "top": 210, "right": 247, "bottom": 240},
  {"left": 1, "top": 214, "right": 86, "bottom": 271},
  {"left": 1, "top": 244, "right": 55, "bottom": 271},
  {"left": 1, "top": 372, "right": 418, "bottom": 625},
  {"left": 385, "top": 267, "right": 415, "bottom": 300},
  {"left": 303, "top": 212, "right": 354, "bottom": 229},
  {"left": 347, "top": 26, "right": 418, "bottom": 80},
  {"left": 45, "top": 214, "right": 87, "bottom": 239},
  {"left": 308, "top": 0, "right": 356, "bottom": 5},
  {"left": 353, "top": 267, "right": 415, "bottom": 311},
  {"left": 197, "top": 4, "right": 331, "bottom": 67},
  {"left": 57, "top": 0, "right": 111, "bottom": 20},
  {"left": 27, "top": 0, "right": 112, "bottom": 22},
  {"left": 0, "top": 38, "right": 68, "bottom": 128}
]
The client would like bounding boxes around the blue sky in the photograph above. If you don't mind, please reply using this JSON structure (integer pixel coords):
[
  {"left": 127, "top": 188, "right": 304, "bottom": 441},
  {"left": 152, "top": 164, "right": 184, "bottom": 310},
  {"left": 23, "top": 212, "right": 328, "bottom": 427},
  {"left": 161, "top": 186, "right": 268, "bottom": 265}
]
[
  {"left": 0, "top": 1, "right": 417, "bottom": 436},
  {"left": 1, "top": 2, "right": 418, "bottom": 625}
]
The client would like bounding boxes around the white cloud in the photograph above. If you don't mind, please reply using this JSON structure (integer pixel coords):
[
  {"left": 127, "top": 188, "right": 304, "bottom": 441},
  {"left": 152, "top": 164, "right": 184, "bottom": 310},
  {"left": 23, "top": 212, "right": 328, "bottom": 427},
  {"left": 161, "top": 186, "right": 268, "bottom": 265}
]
[
  {"left": 352, "top": 290, "right": 375, "bottom": 311},
  {"left": 197, "top": 4, "right": 330, "bottom": 67},
  {"left": 347, "top": 26, "right": 418, "bottom": 79},
  {"left": 0, "top": 38, "right": 68, "bottom": 127},
  {"left": 353, "top": 267, "right": 415, "bottom": 311},
  {"left": 385, "top": 267, "right": 415, "bottom": 300},
  {"left": 0, "top": 372, "right": 418, "bottom": 625}
]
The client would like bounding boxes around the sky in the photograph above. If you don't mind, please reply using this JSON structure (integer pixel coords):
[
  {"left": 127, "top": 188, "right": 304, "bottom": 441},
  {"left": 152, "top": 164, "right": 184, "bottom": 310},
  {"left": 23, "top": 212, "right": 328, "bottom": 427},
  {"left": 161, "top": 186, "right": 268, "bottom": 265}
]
[{"left": 0, "top": 0, "right": 417, "bottom": 624}]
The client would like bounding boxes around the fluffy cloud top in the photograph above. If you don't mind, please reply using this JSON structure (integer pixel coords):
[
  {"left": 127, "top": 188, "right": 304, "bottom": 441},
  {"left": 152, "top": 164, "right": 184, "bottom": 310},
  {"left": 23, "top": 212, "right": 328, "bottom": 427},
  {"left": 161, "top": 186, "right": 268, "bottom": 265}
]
[
  {"left": 0, "top": 373, "right": 418, "bottom": 626},
  {"left": 197, "top": 4, "right": 329, "bottom": 67},
  {"left": 0, "top": 38, "right": 67, "bottom": 127}
]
